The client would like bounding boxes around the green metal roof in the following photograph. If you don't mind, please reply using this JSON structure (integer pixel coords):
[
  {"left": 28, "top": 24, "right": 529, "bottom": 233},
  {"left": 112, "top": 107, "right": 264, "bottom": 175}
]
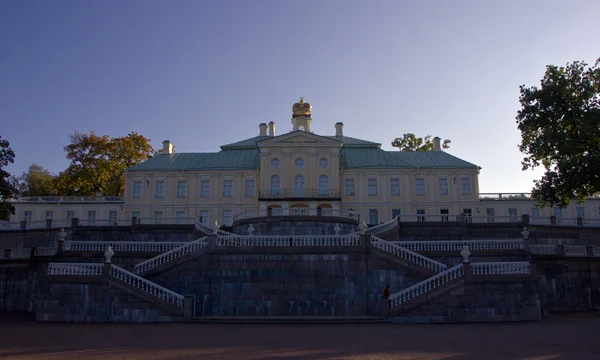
[
  {"left": 340, "top": 148, "right": 479, "bottom": 169},
  {"left": 325, "top": 136, "right": 381, "bottom": 147},
  {"left": 128, "top": 149, "right": 259, "bottom": 172},
  {"left": 221, "top": 134, "right": 380, "bottom": 149},
  {"left": 221, "top": 135, "right": 270, "bottom": 149}
]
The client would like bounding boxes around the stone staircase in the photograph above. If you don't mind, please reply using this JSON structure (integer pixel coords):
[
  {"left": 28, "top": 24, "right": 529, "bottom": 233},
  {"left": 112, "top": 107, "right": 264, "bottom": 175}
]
[
  {"left": 46, "top": 262, "right": 186, "bottom": 317},
  {"left": 134, "top": 236, "right": 207, "bottom": 276},
  {"left": 371, "top": 236, "right": 447, "bottom": 275}
]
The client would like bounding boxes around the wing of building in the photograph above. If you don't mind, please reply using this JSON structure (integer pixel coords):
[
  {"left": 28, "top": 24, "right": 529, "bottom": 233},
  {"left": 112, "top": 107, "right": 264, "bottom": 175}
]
[{"left": 6, "top": 98, "right": 600, "bottom": 228}]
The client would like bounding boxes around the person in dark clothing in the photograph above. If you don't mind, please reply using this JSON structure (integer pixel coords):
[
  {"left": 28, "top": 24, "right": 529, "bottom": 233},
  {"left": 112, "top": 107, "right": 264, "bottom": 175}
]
[{"left": 383, "top": 284, "right": 391, "bottom": 308}]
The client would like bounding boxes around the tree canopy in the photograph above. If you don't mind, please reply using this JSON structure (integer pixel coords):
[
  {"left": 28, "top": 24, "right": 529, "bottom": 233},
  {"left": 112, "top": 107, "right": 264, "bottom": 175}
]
[
  {"left": 57, "top": 131, "right": 156, "bottom": 196},
  {"left": 12, "top": 164, "right": 58, "bottom": 197},
  {"left": 391, "top": 133, "right": 451, "bottom": 151},
  {"left": 0, "top": 136, "right": 16, "bottom": 220},
  {"left": 516, "top": 58, "right": 600, "bottom": 208}
]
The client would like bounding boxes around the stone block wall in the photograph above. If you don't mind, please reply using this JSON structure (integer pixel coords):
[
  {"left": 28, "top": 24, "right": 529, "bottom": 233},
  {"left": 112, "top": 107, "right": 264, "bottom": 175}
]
[
  {"left": 390, "top": 280, "right": 542, "bottom": 323},
  {"left": 36, "top": 282, "right": 176, "bottom": 322},
  {"left": 148, "top": 252, "right": 423, "bottom": 317},
  {"left": 0, "top": 264, "right": 38, "bottom": 312}
]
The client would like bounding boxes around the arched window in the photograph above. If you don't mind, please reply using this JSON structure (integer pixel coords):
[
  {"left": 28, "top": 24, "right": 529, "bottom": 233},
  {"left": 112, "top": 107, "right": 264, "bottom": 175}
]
[
  {"left": 293, "top": 174, "right": 305, "bottom": 196},
  {"left": 270, "top": 175, "right": 281, "bottom": 196},
  {"left": 318, "top": 175, "right": 329, "bottom": 195}
]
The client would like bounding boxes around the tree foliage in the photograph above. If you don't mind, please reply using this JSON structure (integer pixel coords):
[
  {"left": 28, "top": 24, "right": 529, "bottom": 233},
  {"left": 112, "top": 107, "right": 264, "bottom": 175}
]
[
  {"left": 12, "top": 164, "right": 58, "bottom": 197},
  {"left": 391, "top": 133, "right": 451, "bottom": 151},
  {"left": 516, "top": 58, "right": 600, "bottom": 208},
  {"left": 58, "top": 131, "right": 156, "bottom": 196},
  {"left": 0, "top": 136, "right": 16, "bottom": 220}
]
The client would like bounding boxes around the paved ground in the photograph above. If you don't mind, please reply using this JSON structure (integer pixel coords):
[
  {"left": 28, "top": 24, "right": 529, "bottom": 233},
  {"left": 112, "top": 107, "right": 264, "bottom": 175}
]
[{"left": 1, "top": 313, "right": 599, "bottom": 360}]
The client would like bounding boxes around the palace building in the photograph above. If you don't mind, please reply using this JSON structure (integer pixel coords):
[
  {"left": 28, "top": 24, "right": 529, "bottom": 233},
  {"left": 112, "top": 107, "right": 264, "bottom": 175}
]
[{"left": 5, "top": 98, "right": 600, "bottom": 229}]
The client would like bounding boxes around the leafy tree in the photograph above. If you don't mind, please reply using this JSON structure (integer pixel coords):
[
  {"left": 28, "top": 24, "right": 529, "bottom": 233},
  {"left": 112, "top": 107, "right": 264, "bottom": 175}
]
[
  {"left": 516, "top": 58, "right": 600, "bottom": 208},
  {"left": 59, "top": 131, "right": 156, "bottom": 196},
  {"left": 12, "top": 164, "right": 58, "bottom": 197},
  {"left": 0, "top": 136, "right": 16, "bottom": 220},
  {"left": 391, "top": 133, "right": 451, "bottom": 151}
]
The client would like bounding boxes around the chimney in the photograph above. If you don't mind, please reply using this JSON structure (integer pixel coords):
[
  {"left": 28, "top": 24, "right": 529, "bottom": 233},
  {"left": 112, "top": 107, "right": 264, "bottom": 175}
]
[
  {"left": 268, "top": 121, "right": 276, "bottom": 137},
  {"left": 259, "top": 123, "right": 268, "bottom": 136},
  {"left": 162, "top": 140, "right": 174, "bottom": 154},
  {"left": 335, "top": 122, "right": 344, "bottom": 137},
  {"left": 433, "top": 137, "right": 441, "bottom": 151}
]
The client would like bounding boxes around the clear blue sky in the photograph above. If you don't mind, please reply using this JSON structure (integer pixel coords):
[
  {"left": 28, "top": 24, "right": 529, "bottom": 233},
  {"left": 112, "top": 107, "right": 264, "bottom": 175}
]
[{"left": 1, "top": 0, "right": 599, "bottom": 193}]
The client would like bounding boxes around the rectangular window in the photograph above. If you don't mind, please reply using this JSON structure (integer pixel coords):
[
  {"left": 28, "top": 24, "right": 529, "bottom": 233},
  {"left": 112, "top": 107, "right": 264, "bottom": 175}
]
[
  {"left": 223, "top": 180, "right": 233, "bottom": 197},
  {"left": 390, "top": 178, "right": 400, "bottom": 196},
  {"left": 508, "top": 208, "right": 518, "bottom": 223},
  {"left": 438, "top": 178, "right": 448, "bottom": 195},
  {"left": 132, "top": 181, "right": 142, "bottom": 198},
  {"left": 486, "top": 208, "right": 495, "bottom": 223},
  {"left": 155, "top": 180, "right": 165, "bottom": 198},
  {"left": 576, "top": 207, "right": 585, "bottom": 219},
  {"left": 23, "top": 211, "right": 32, "bottom": 221},
  {"left": 368, "top": 209, "right": 379, "bottom": 225},
  {"left": 367, "top": 178, "right": 378, "bottom": 196},
  {"left": 460, "top": 178, "right": 471, "bottom": 195},
  {"left": 154, "top": 211, "right": 163, "bottom": 224},
  {"left": 440, "top": 209, "right": 449, "bottom": 222},
  {"left": 245, "top": 179, "right": 255, "bottom": 197},
  {"left": 131, "top": 211, "right": 141, "bottom": 223},
  {"left": 45, "top": 211, "right": 53, "bottom": 219},
  {"left": 553, "top": 207, "right": 563, "bottom": 224},
  {"left": 462, "top": 208, "right": 472, "bottom": 223},
  {"left": 177, "top": 181, "right": 187, "bottom": 198},
  {"left": 175, "top": 211, "right": 186, "bottom": 224},
  {"left": 392, "top": 208, "right": 401, "bottom": 219},
  {"left": 198, "top": 210, "right": 209, "bottom": 225},
  {"left": 417, "top": 209, "right": 426, "bottom": 222},
  {"left": 108, "top": 210, "right": 118, "bottom": 222},
  {"left": 415, "top": 178, "right": 425, "bottom": 195},
  {"left": 531, "top": 207, "right": 540, "bottom": 217},
  {"left": 87, "top": 210, "right": 96, "bottom": 226},
  {"left": 200, "top": 180, "right": 210, "bottom": 197},
  {"left": 344, "top": 179, "right": 355, "bottom": 196},
  {"left": 222, "top": 210, "right": 233, "bottom": 226},
  {"left": 66, "top": 211, "right": 75, "bottom": 220}
]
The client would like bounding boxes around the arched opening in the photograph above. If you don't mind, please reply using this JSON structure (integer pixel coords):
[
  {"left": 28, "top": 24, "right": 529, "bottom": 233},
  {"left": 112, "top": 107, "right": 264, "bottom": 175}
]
[
  {"left": 289, "top": 203, "right": 309, "bottom": 216},
  {"left": 267, "top": 204, "right": 281, "bottom": 217},
  {"left": 317, "top": 203, "right": 332, "bottom": 216},
  {"left": 317, "top": 174, "right": 329, "bottom": 196},
  {"left": 293, "top": 174, "right": 305, "bottom": 197},
  {"left": 270, "top": 175, "right": 280, "bottom": 196}
]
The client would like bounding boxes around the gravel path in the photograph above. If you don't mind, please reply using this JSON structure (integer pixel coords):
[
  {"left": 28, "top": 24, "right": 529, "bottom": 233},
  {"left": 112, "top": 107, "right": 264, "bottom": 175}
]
[{"left": 1, "top": 313, "right": 598, "bottom": 360}]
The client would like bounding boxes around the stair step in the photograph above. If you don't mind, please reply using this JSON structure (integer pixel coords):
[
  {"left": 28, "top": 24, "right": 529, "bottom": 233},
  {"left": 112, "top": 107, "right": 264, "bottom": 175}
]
[{"left": 185, "top": 316, "right": 388, "bottom": 324}]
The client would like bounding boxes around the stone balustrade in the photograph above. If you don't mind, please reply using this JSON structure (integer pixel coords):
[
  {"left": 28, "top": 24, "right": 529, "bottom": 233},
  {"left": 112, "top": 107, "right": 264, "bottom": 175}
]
[
  {"left": 394, "top": 239, "right": 525, "bottom": 252},
  {"left": 371, "top": 236, "right": 448, "bottom": 273},
  {"left": 563, "top": 245, "right": 588, "bottom": 257},
  {"left": 110, "top": 264, "right": 184, "bottom": 309},
  {"left": 364, "top": 217, "right": 399, "bottom": 235},
  {"left": 388, "top": 264, "right": 465, "bottom": 309},
  {"left": 530, "top": 244, "right": 560, "bottom": 255},
  {"left": 47, "top": 263, "right": 104, "bottom": 276},
  {"left": 63, "top": 241, "right": 190, "bottom": 253},
  {"left": 134, "top": 237, "right": 207, "bottom": 274},
  {"left": 216, "top": 234, "right": 361, "bottom": 247},
  {"left": 35, "top": 247, "right": 57, "bottom": 257},
  {"left": 233, "top": 208, "right": 359, "bottom": 222},
  {"left": 470, "top": 261, "right": 531, "bottom": 275}
]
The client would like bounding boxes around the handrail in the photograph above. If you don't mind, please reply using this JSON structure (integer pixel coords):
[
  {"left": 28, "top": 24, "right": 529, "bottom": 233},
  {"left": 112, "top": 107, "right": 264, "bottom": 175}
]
[
  {"left": 394, "top": 239, "right": 525, "bottom": 252},
  {"left": 216, "top": 234, "right": 361, "bottom": 247},
  {"left": 63, "top": 241, "right": 190, "bottom": 252},
  {"left": 371, "top": 236, "right": 447, "bottom": 273},
  {"left": 134, "top": 237, "right": 207, "bottom": 274},
  {"left": 111, "top": 264, "right": 184, "bottom": 308}
]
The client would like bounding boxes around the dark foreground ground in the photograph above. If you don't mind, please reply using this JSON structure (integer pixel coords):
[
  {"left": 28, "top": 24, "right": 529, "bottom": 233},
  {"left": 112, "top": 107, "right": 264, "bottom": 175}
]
[{"left": 1, "top": 313, "right": 599, "bottom": 360}]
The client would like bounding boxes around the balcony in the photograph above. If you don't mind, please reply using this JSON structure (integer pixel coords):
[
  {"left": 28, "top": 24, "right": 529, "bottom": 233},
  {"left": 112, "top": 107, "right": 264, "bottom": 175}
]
[{"left": 258, "top": 188, "right": 341, "bottom": 201}]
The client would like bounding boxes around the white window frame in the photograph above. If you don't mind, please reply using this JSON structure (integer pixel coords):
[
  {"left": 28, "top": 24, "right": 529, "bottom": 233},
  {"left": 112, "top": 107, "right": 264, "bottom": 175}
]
[
  {"left": 45, "top": 210, "right": 53, "bottom": 220},
  {"left": 317, "top": 175, "right": 329, "bottom": 195},
  {"left": 344, "top": 178, "right": 355, "bottom": 196},
  {"left": 508, "top": 208, "right": 518, "bottom": 223},
  {"left": 415, "top": 178, "right": 425, "bottom": 196},
  {"left": 132, "top": 181, "right": 142, "bottom": 198},
  {"left": 176, "top": 181, "right": 187, "bottom": 198},
  {"left": 198, "top": 210, "right": 209, "bottom": 225},
  {"left": 245, "top": 179, "right": 255, "bottom": 197},
  {"left": 154, "top": 211, "right": 164, "bottom": 224},
  {"left": 460, "top": 178, "right": 471, "bottom": 195},
  {"left": 391, "top": 209, "right": 401, "bottom": 219},
  {"left": 66, "top": 210, "right": 75, "bottom": 220},
  {"left": 367, "top": 178, "right": 377, "bottom": 196},
  {"left": 438, "top": 178, "right": 448, "bottom": 195},
  {"left": 576, "top": 207, "right": 585, "bottom": 219},
  {"left": 222, "top": 179, "right": 233, "bottom": 197},
  {"left": 390, "top": 178, "right": 400, "bottom": 196},
  {"left": 200, "top": 180, "right": 211, "bottom": 197},
  {"left": 368, "top": 209, "right": 379, "bottom": 225},
  {"left": 175, "top": 211, "right": 186, "bottom": 224},
  {"left": 155, "top": 180, "right": 165, "bottom": 198},
  {"left": 222, "top": 210, "right": 233, "bottom": 226},
  {"left": 270, "top": 175, "right": 281, "bottom": 196},
  {"left": 417, "top": 209, "right": 426, "bottom": 222}
]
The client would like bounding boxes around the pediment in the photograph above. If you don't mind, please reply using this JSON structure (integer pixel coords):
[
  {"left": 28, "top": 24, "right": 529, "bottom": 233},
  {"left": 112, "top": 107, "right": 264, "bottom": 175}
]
[{"left": 257, "top": 131, "right": 341, "bottom": 147}]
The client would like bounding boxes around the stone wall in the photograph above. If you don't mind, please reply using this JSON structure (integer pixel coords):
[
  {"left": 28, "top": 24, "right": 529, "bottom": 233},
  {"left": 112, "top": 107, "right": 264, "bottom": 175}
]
[
  {"left": 390, "top": 279, "right": 542, "bottom": 323},
  {"left": 535, "top": 258, "right": 600, "bottom": 312},
  {"left": 148, "top": 251, "right": 423, "bottom": 316},
  {"left": 233, "top": 219, "right": 357, "bottom": 236},
  {"left": 36, "top": 282, "right": 175, "bottom": 322},
  {"left": 0, "top": 263, "right": 38, "bottom": 312}
]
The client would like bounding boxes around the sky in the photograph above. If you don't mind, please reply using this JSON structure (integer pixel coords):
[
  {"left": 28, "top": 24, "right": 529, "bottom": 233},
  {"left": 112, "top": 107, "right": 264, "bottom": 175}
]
[{"left": 1, "top": 0, "right": 599, "bottom": 193}]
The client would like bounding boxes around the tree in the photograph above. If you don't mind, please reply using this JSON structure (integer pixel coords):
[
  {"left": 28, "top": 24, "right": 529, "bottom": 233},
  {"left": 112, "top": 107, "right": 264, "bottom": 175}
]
[
  {"left": 391, "top": 133, "right": 451, "bottom": 151},
  {"left": 516, "top": 58, "right": 600, "bottom": 208},
  {"left": 59, "top": 131, "right": 156, "bottom": 196},
  {"left": 0, "top": 136, "right": 16, "bottom": 220},
  {"left": 12, "top": 164, "right": 58, "bottom": 197}
]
